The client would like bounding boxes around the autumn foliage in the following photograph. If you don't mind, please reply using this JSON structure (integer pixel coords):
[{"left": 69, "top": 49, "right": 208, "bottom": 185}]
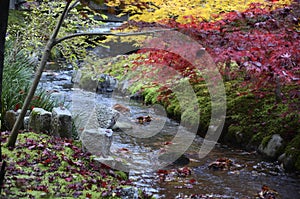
[
  {"left": 121, "top": 1, "right": 299, "bottom": 101},
  {"left": 107, "top": 0, "right": 293, "bottom": 23}
]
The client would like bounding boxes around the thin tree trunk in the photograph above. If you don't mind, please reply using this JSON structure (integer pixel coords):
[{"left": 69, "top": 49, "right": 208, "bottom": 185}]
[
  {"left": 6, "top": 0, "right": 173, "bottom": 148},
  {"left": 7, "top": 0, "right": 72, "bottom": 148},
  {"left": 0, "top": 0, "right": 10, "bottom": 193}
]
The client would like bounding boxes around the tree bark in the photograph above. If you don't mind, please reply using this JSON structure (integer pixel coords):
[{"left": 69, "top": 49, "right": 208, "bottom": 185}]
[{"left": 0, "top": 0, "right": 10, "bottom": 193}]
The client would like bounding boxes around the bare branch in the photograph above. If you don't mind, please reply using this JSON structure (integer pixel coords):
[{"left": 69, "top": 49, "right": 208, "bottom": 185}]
[
  {"left": 51, "top": 1, "right": 73, "bottom": 43},
  {"left": 53, "top": 28, "right": 177, "bottom": 45},
  {"left": 66, "top": 0, "right": 80, "bottom": 18}
]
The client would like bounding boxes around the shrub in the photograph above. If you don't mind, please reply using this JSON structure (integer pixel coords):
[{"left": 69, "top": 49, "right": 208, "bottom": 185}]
[{"left": 1, "top": 40, "right": 58, "bottom": 130}]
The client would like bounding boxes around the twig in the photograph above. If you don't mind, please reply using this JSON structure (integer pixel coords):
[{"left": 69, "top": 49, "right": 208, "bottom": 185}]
[{"left": 53, "top": 28, "right": 177, "bottom": 45}]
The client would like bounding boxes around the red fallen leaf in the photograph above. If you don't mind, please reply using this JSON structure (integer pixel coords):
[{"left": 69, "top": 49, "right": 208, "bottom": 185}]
[
  {"left": 42, "top": 158, "right": 51, "bottom": 165},
  {"left": 189, "top": 178, "right": 197, "bottom": 184},
  {"left": 101, "top": 181, "right": 107, "bottom": 188},
  {"left": 86, "top": 193, "right": 92, "bottom": 198},
  {"left": 177, "top": 167, "right": 192, "bottom": 176},
  {"left": 157, "top": 169, "right": 169, "bottom": 175},
  {"left": 258, "top": 185, "right": 279, "bottom": 199},
  {"left": 118, "top": 148, "right": 129, "bottom": 152},
  {"left": 163, "top": 141, "right": 172, "bottom": 145},
  {"left": 14, "top": 103, "right": 20, "bottom": 111}
]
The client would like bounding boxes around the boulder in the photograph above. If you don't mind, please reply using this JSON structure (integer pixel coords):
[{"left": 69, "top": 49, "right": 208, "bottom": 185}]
[
  {"left": 112, "top": 121, "right": 133, "bottom": 131},
  {"left": 258, "top": 134, "right": 283, "bottom": 159},
  {"left": 4, "top": 110, "right": 18, "bottom": 130},
  {"left": 278, "top": 152, "right": 298, "bottom": 172},
  {"left": 29, "top": 108, "right": 52, "bottom": 133},
  {"left": 129, "top": 91, "right": 144, "bottom": 101},
  {"left": 51, "top": 107, "right": 72, "bottom": 138},
  {"left": 23, "top": 116, "right": 30, "bottom": 131},
  {"left": 96, "top": 74, "right": 118, "bottom": 93},
  {"left": 84, "top": 104, "right": 120, "bottom": 131},
  {"left": 81, "top": 128, "right": 113, "bottom": 158},
  {"left": 76, "top": 70, "right": 98, "bottom": 91},
  {"left": 71, "top": 90, "right": 119, "bottom": 136},
  {"left": 120, "top": 187, "right": 139, "bottom": 199}
]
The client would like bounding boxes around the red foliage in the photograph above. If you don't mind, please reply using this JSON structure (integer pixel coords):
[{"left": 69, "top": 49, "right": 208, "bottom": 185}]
[
  {"left": 127, "top": 2, "right": 299, "bottom": 100},
  {"left": 172, "top": 2, "right": 300, "bottom": 90}
]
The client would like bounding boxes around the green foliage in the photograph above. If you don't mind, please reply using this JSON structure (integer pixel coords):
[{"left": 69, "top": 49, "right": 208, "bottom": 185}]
[
  {"left": 7, "top": 10, "right": 26, "bottom": 27},
  {"left": 224, "top": 80, "right": 299, "bottom": 150},
  {"left": 7, "top": 0, "right": 106, "bottom": 65},
  {"left": 1, "top": 40, "right": 58, "bottom": 130},
  {"left": 143, "top": 86, "right": 160, "bottom": 104},
  {"left": 114, "top": 171, "right": 128, "bottom": 180}
]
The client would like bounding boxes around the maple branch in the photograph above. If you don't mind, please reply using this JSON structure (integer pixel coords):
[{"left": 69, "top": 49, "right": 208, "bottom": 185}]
[
  {"left": 53, "top": 28, "right": 177, "bottom": 45},
  {"left": 7, "top": 0, "right": 73, "bottom": 148},
  {"left": 66, "top": 0, "right": 80, "bottom": 18}
]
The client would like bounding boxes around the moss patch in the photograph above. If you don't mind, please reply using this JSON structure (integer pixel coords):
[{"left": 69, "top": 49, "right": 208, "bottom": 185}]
[
  {"left": 285, "top": 134, "right": 300, "bottom": 170},
  {"left": 1, "top": 131, "right": 134, "bottom": 198}
]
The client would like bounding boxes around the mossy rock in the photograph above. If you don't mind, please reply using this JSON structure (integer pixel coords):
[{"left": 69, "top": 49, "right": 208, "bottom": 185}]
[
  {"left": 224, "top": 125, "right": 244, "bottom": 145},
  {"left": 78, "top": 73, "right": 98, "bottom": 91},
  {"left": 285, "top": 134, "right": 300, "bottom": 171}
]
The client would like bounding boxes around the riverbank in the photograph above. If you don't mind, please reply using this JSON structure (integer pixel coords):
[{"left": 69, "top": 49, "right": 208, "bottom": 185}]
[{"left": 78, "top": 54, "right": 300, "bottom": 172}]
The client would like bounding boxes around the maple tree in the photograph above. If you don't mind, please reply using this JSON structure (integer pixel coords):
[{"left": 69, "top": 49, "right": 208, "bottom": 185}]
[
  {"left": 116, "top": 1, "right": 299, "bottom": 99},
  {"left": 96, "top": 0, "right": 299, "bottom": 154},
  {"left": 107, "top": 0, "right": 293, "bottom": 23}
]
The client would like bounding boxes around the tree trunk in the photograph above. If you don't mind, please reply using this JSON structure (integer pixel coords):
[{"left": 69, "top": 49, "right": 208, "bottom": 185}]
[
  {"left": 6, "top": 0, "right": 172, "bottom": 148},
  {"left": 0, "top": 0, "right": 10, "bottom": 193},
  {"left": 7, "top": 0, "right": 72, "bottom": 148}
]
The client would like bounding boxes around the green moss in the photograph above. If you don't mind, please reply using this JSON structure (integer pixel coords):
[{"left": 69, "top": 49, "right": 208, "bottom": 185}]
[
  {"left": 8, "top": 10, "right": 26, "bottom": 26},
  {"left": 261, "top": 135, "right": 273, "bottom": 148},
  {"left": 250, "top": 132, "right": 264, "bottom": 145},
  {"left": 144, "top": 86, "right": 160, "bottom": 104},
  {"left": 285, "top": 134, "right": 300, "bottom": 171},
  {"left": 1, "top": 132, "right": 126, "bottom": 198},
  {"left": 225, "top": 125, "right": 244, "bottom": 144},
  {"left": 114, "top": 171, "right": 128, "bottom": 180}
]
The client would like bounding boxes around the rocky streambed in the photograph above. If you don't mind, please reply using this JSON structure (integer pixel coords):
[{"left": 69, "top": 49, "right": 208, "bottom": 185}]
[{"left": 38, "top": 66, "right": 300, "bottom": 199}]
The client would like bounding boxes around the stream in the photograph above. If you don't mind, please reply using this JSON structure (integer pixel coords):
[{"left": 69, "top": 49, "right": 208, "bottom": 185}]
[
  {"left": 37, "top": 20, "right": 300, "bottom": 199},
  {"left": 39, "top": 66, "right": 300, "bottom": 199}
]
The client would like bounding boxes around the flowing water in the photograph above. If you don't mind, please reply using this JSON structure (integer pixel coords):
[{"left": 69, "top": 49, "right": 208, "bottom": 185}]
[{"left": 40, "top": 69, "right": 300, "bottom": 199}]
